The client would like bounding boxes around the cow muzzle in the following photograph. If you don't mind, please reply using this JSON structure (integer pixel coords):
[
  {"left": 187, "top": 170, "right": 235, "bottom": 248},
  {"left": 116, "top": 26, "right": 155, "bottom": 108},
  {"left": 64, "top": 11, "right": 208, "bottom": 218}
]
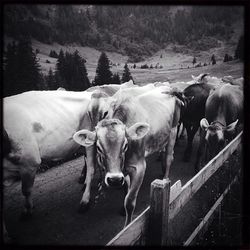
[{"left": 105, "top": 172, "right": 125, "bottom": 188}]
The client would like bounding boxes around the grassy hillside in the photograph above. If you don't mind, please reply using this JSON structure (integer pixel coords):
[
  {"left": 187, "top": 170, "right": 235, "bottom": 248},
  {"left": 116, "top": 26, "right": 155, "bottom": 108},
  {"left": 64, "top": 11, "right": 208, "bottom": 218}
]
[
  {"left": 4, "top": 5, "right": 243, "bottom": 62},
  {"left": 19, "top": 38, "right": 242, "bottom": 84}
]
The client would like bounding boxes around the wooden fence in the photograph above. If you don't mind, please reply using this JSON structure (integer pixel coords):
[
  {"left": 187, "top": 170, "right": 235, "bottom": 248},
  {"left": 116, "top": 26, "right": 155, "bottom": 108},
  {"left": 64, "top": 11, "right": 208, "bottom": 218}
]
[{"left": 107, "top": 131, "right": 242, "bottom": 246}]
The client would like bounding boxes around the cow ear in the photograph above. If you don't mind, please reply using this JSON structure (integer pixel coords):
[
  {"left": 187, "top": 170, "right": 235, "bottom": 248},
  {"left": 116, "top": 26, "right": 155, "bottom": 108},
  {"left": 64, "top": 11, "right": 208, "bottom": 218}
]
[
  {"left": 73, "top": 130, "right": 96, "bottom": 147},
  {"left": 126, "top": 122, "right": 150, "bottom": 140},
  {"left": 200, "top": 118, "right": 209, "bottom": 131},
  {"left": 225, "top": 120, "right": 238, "bottom": 133}
]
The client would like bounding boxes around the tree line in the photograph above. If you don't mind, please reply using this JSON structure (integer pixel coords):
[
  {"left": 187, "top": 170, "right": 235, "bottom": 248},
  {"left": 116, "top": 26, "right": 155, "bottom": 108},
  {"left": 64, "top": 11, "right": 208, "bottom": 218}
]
[
  {"left": 4, "top": 5, "right": 243, "bottom": 61},
  {"left": 3, "top": 37, "right": 133, "bottom": 97}
]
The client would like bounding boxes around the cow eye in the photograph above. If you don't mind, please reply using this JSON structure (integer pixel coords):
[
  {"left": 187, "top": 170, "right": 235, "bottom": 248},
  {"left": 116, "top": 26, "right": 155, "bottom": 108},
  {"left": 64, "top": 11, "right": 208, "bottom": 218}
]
[{"left": 102, "top": 111, "right": 108, "bottom": 119}]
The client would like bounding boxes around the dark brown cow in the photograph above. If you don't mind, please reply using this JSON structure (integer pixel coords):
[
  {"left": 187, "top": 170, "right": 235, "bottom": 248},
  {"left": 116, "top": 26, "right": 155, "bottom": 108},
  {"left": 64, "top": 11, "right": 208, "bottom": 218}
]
[
  {"left": 195, "top": 83, "right": 243, "bottom": 172},
  {"left": 180, "top": 74, "right": 215, "bottom": 161}
]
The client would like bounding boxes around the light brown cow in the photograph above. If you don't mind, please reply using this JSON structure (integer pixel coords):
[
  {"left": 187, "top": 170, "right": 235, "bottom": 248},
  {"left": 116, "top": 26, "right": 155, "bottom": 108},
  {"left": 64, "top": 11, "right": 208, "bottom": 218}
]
[{"left": 73, "top": 86, "right": 183, "bottom": 227}]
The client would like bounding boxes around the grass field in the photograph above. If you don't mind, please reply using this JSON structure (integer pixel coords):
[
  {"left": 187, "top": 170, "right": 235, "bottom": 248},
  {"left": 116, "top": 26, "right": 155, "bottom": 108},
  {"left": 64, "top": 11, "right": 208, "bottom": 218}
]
[{"left": 26, "top": 39, "right": 243, "bottom": 85}]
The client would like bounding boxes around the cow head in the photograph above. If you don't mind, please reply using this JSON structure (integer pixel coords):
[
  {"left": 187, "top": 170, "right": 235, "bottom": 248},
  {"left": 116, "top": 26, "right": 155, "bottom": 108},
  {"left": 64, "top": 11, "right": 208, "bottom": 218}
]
[
  {"left": 200, "top": 118, "right": 238, "bottom": 157},
  {"left": 73, "top": 119, "right": 150, "bottom": 188}
]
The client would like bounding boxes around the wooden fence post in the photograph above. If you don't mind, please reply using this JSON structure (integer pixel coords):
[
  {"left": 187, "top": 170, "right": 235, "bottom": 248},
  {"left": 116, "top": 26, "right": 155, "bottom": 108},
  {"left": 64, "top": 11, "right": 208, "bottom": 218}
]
[{"left": 147, "top": 178, "right": 171, "bottom": 245}]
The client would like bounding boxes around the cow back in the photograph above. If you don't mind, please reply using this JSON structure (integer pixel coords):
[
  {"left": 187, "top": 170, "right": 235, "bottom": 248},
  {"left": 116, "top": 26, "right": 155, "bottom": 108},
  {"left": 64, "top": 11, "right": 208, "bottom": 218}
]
[{"left": 205, "top": 84, "right": 243, "bottom": 124}]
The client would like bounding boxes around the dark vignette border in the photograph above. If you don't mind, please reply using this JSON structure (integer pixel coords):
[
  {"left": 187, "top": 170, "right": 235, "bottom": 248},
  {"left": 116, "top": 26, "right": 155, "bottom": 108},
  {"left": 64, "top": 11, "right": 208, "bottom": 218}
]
[{"left": 0, "top": 0, "right": 249, "bottom": 249}]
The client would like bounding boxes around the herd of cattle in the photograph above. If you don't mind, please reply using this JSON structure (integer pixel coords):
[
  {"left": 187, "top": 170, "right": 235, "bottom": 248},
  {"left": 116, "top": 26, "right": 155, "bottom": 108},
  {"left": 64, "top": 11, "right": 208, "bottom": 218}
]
[{"left": 3, "top": 73, "right": 243, "bottom": 243}]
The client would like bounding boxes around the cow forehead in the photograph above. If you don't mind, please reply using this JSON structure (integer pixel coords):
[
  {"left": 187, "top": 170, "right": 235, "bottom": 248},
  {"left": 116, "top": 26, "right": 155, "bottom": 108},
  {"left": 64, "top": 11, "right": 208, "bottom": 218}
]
[{"left": 96, "top": 119, "right": 126, "bottom": 143}]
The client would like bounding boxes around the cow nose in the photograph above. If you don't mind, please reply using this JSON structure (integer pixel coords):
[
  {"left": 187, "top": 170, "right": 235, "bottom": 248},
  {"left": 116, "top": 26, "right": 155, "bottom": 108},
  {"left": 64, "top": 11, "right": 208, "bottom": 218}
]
[{"left": 105, "top": 173, "right": 124, "bottom": 188}]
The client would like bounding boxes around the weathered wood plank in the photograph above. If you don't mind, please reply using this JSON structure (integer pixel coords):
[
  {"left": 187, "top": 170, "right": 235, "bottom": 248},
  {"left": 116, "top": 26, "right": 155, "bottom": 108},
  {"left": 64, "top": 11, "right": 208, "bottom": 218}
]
[
  {"left": 184, "top": 169, "right": 241, "bottom": 246},
  {"left": 147, "top": 179, "right": 171, "bottom": 245},
  {"left": 107, "top": 179, "right": 180, "bottom": 246},
  {"left": 169, "top": 131, "right": 242, "bottom": 221},
  {"left": 106, "top": 206, "right": 150, "bottom": 246},
  {"left": 170, "top": 180, "right": 182, "bottom": 203}
]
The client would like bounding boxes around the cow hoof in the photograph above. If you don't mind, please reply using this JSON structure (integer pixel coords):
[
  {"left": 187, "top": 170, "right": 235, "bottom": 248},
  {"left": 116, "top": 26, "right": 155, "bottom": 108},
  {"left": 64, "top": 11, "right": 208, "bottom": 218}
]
[
  {"left": 78, "top": 202, "right": 90, "bottom": 214},
  {"left": 119, "top": 206, "right": 126, "bottom": 217},
  {"left": 20, "top": 211, "right": 33, "bottom": 221}
]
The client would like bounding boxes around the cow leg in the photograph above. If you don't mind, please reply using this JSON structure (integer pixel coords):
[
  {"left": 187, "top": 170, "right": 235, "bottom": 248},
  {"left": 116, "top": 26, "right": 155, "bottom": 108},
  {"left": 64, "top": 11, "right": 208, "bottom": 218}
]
[
  {"left": 78, "top": 156, "right": 87, "bottom": 184},
  {"left": 175, "top": 122, "right": 185, "bottom": 145},
  {"left": 194, "top": 129, "right": 206, "bottom": 173},
  {"left": 79, "top": 147, "right": 95, "bottom": 213},
  {"left": 163, "top": 126, "right": 178, "bottom": 178},
  {"left": 175, "top": 122, "right": 181, "bottom": 145},
  {"left": 3, "top": 219, "right": 12, "bottom": 244},
  {"left": 123, "top": 160, "right": 146, "bottom": 227},
  {"left": 20, "top": 168, "right": 36, "bottom": 220},
  {"left": 183, "top": 123, "right": 199, "bottom": 162}
]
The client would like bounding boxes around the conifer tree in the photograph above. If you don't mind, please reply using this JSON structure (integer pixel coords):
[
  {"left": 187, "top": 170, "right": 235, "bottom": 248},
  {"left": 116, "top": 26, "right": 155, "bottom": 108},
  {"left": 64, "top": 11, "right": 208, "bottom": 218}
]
[
  {"left": 4, "top": 37, "right": 42, "bottom": 96},
  {"left": 3, "top": 41, "right": 18, "bottom": 97},
  {"left": 112, "top": 73, "right": 121, "bottom": 84},
  {"left": 211, "top": 54, "right": 216, "bottom": 65},
  {"left": 70, "top": 50, "right": 90, "bottom": 91},
  {"left": 121, "top": 63, "right": 133, "bottom": 83},
  {"left": 192, "top": 57, "right": 197, "bottom": 66},
  {"left": 46, "top": 68, "right": 57, "bottom": 90},
  {"left": 93, "top": 52, "right": 113, "bottom": 85}
]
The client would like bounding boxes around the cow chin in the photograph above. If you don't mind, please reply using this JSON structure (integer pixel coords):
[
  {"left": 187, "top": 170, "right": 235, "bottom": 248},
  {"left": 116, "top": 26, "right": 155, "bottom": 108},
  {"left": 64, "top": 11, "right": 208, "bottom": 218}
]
[{"left": 104, "top": 172, "right": 125, "bottom": 188}]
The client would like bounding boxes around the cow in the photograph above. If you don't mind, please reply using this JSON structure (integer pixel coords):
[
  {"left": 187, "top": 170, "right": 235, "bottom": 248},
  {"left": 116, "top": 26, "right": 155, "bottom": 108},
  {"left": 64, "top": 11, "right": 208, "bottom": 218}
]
[
  {"left": 2, "top": 80, "right": 134, "bottom": 242},
  {"left": 73, "top": 86, "right": 183, "bottom": 227},
  {"left": 78, "top": 82, "right": 157, "bottom": 212},
  {"left": 194, "top": 83, "right": 243, "bottom": 172},
  {"left": 2, "top": 90, "right": 93, "bottom": 242},
  {"left": 180, "top": 73, "right": 216, "bottom": 161}
]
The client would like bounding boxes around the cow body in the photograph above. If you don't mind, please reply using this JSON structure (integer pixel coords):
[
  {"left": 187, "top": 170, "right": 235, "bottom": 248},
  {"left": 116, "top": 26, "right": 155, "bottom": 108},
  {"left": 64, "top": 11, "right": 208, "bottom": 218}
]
[
  {"left": 195, "top": 84, "right": 243, "bottom": 171},
  {"left": 3, "top": 90, "right": 94, "bottom": 242},
  {"left": 73, "top": 86, "right": 183, "bottom": 226},
  {"left": 181, "top": 81, "right": 215, "bottom": 161}
]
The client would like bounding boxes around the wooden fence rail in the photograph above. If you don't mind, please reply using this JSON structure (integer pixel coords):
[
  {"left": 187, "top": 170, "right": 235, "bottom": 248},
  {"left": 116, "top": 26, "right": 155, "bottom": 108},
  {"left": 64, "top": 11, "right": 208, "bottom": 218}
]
[{"left": 107, "top": 131, "right": 242, "bottom": 246}]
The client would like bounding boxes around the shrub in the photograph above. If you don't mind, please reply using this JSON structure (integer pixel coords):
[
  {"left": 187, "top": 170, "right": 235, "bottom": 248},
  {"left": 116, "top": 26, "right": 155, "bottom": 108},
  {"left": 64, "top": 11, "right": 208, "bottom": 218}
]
[{"left": 49, "top": 50, "right": 58, "bottom": 58}]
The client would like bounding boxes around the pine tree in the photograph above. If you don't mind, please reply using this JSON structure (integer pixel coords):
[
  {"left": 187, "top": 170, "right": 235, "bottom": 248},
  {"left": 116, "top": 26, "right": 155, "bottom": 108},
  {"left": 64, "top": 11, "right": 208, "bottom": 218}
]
[
  {"left": 3, "top": 41, "right": 18, "bottom": 97},
  {"left": 121, "top": 63, "right": 133, "bottom": 83},
  {"left": 54, "top": 50, "right": 90, "bottom": 91},
  {"left": 112, "top": 73, "right": 121, "bottom": 84},
  {"left": 192, "top": 57, "right": 197, "bottom": 66},
  {"left": 70, "top": 50, "right": 90, "bottom": 91},
  {"left": 16, "top": 37, "right": 42, "bottom": 93},
  {"left": 223, "top": 54, "right": 229, "bottom": 62},
  {"left": 4, "top": 37, "right": 42, "bottom": 96},
  {"left": 46, "top": 68, "right": 57, "bottom": 90},
  {"left": 93, "top": 52, "right": 113, "bottom": 86},
  {"left": 211, "top": 54, "right": 216, "bottom": 65},
  {"left": 55, "top": 49, "right": 66, "bottom": 88}
]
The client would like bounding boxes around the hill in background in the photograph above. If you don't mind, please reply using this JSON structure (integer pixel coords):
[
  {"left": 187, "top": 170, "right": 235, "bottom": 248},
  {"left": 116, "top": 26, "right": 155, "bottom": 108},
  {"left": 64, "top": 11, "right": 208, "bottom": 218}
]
[{"left": 4, "top": 5, "right": 243, "bottom": 62}]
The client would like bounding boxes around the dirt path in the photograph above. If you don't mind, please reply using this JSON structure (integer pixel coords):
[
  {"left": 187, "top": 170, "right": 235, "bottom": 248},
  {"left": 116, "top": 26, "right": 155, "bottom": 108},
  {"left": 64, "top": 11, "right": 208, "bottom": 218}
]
[{"left": 4, "top": 132, "right": 200, "bottom": 245}]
